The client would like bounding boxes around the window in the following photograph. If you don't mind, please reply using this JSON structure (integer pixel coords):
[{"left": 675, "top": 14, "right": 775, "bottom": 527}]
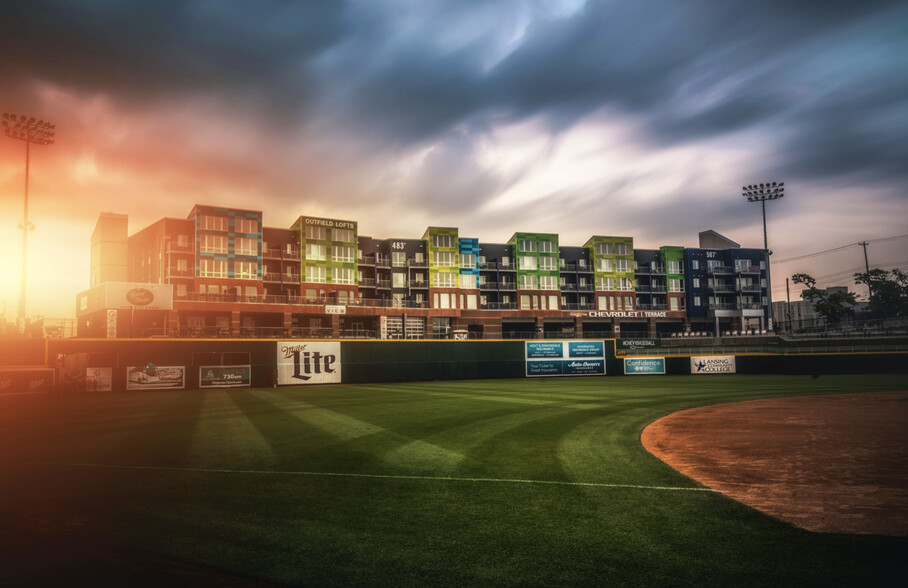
[
  {"left": 434, "top": 272, "right": 455, "bottom": 288},
  {"left": 435, "top": 251, "right": 455, "bottom": 267},
  {"left": 520, "top": 256, "right": 537, "bottom": 270},
  {"left": 616, "top": 277, "right": 633, "bottom": 291},
  {"left": 415, "top": 252, "right": 425, "bottom": 264},
  {"left": 595, "top": 243, "right": 612, "bottom": 255},
  {"left": 200, "top": 234, "right": 228, "bottom": 253},
  {"left": 199, "top": 215, "right": 227, "bottom": 231},
  {"left": 540, "top": 275, "right": 558, "bottom": 290},
  {"left": 460, "top": 254, "right": 476, "bottom": 269},
  {"left": 597, "top": 277, "right": 614, "bottom": 291},
  {"left": 333, "top": 228, "right": 354, "bottom": 243},
  {"left": 306, "top": 266, "right": 326, "bottom": 283},
  {"left": 235, "top": 261, "right": 257, "bottom": 279},
  {"left": 693, "top": 296, "right": 701, "bottom": 306},
  {"left": 519, "top": 275, "right": 538, "bottom": 289},
  {"left": 306, "top": 243, "right": 326, "bottom": 261},
  {"left": 667, "top": 260, "right": 683, "bottom": 274},
  {"left": 392, "top": 272, "right": 407, "bottom": 288},
  {"left": 199, "top": 258, "right": 227, "bottom": 278},
  {"left": 669, "top": 278, "right": 684, "bottom": 292},
  {"left": 616, "top": 259, "right": 632, "bottom": 273},
  {"left": 177, "top": 259, "right": 188, "bottom": 272},
  {"left": 306, "top": 226, "right": 326, "bottom": 240},
  {"left": 539, "top": 256, "right": 556, "bottom": 271},
  {"left": 518, "top": 239, "right": 536, "bottom": 253},
  {"left": 177, "top": 234, "right": 189, "bottom": 247},
  {"left": 460, "top": 274, "right": 477, "bottom": 289},
  {"left": 520, "top": 295, "right": 531, "bottom": 309},
  {"left": 597, "top": 296, "right": 607, "bottom": 310},
  {"left": 624, "top": 296, "right": 634, "bottom": 309},
  {"left": 670, "top": 297, "right": 679, "bottom": 311},
  {"left": 596, "top": 258, "right": 613, "bottom": 272},
  {"left": 433, "top": 234, "right": 454, "bottom": 248},
  {"left": 235, "top": 218, "right": 258, "bottom": 234},
  {"left": 693, "top": 278, "right": 700, "bottom": 288},
  {"left": 334, "top": 267, "right": 354, "bottom": 284},
  {"left": 392, "top": 251, "right": 406, "bottom": 267},
  {"left": 539, "top": 241, "right": 556, "bottom": 253},
  {"left": 332, "top": 245, "right": 354, "bottom": 263},
  {"left": 616, "top": 243, "right": 631, "bottom": 256},
  {"left": 691, "top": 260, "right": 699, "bottom": 270},
  {"left": 236, "top": 237, "right": 257, "bottom": 256},
  {"left": 176, "top": 284, "right": 187, "bottom": 298}
]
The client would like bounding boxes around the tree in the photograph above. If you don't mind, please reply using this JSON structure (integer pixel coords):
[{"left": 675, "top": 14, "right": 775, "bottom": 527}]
[
  {"left": 792, "top": 273, "right": 857, "bottom": 325},
  {"left": 854, "top": 268, "right": 908, "bottom": 318}
]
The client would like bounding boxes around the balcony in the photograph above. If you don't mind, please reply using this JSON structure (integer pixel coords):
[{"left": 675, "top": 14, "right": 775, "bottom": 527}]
[
  {"left": 576, "top": 284, "right": 594, "bottom": 291},
  {"left": 736, "top": 264, "right": 760, "bottom": 274},
  {"left": 708, "top": 283, "right": 735, "bottom": 292},
  {"left": 409, "top": 281, "right": 428, "bottom": 289},
  {"left": 358, "top": 277, "right": 375, "bottom": 288},
  {"left": 359, "top": 255, "right": 376, "bottom": 266},
  {"left": 498, "top": 263, "right": 516, "bottom": 271},
  {"left": 376, "top": 257, "right": 391, "bottom": 268},
  {"left": 480, "top": 302, "right": 518, "bottom": 310},
  {"left": 636, "top": 303, "right": 668, "bottom": 311},
  {"left": 650, "top": 284, "right": 667, "bottom": 292},
  {"left": 499, "top": 282, "right": 517, "bottom": 290},
  {"left": 376, "top": 279, "right": 391, "bottom": 290},
  {"left": 407, "top": 259, "right": 428, "bottom": 268},
  {"left": 709, "top": 302, "right": 740, "bottom": 311},
  {"left": 561, "top": 303, "right": 595, "bottom": 311},
  {"left": 707, "top": 265, "right": 734, "bottom": 275},
  {"left": 480, "top": 281, "right": 498, "bottom": 290},
  {"left": 740, "top": 283, "right": 762, "bottom": 293}
]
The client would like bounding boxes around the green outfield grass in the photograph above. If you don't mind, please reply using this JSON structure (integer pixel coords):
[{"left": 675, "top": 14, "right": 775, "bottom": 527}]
[{"left": 2, "top": 374, "right": 907, "bottom": 586}]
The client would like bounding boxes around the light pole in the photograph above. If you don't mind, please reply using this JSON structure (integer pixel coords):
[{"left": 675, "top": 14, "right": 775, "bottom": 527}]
[
  {"left": 742, "top": 182, "right": 784, "bottom": 332},
  {"left": 2, "top": 113, "right": 55, "bottom": 335}
]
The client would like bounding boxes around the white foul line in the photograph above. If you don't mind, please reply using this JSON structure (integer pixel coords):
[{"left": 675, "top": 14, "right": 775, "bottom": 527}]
[{"left": 24, "top": 461, "right": 716, "bottom": 493}]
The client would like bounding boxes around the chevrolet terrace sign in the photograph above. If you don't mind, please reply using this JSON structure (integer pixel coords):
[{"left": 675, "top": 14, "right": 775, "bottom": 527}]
[{"left": 570, "top": 311, "right": 668, "bottom": 319}]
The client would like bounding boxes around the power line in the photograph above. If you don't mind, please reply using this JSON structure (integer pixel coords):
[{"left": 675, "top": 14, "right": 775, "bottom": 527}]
[{"left": 773, "top": 234, "right": 908, "bottom": 264}]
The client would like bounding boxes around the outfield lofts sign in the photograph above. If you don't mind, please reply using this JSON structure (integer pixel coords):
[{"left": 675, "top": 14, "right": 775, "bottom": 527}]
[
  {"left": 690, "top": 355, "right": 736, "bottom": 374},
  {"left": 624, "top": 357, "right": 666, "bottom": 375},
  {"left": 526, "top": 340, "right": 606, "bottom": 377},
  {"left": 277, "top": 341, "right": 341, "bottom": 385}
]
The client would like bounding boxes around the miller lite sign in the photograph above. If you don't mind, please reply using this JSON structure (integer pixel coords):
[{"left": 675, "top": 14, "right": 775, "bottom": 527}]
[{"left": 277, "top": 341, "right": 342, "bottom": 385}]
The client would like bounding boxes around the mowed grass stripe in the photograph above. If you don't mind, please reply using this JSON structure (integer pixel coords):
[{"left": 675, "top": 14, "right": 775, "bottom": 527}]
[{"left": 186, "top": 391, "right": 277, "bottom": 469}]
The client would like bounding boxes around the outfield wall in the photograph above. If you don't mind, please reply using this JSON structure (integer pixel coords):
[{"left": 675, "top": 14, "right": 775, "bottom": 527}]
[{"left": 0, "top": 338, "right": 905, "bottom": 393}]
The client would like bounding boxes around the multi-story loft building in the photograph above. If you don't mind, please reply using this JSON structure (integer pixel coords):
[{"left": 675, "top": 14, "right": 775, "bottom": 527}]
[{"left": 76, "top": 206, "right": 773, "bottom": 339}]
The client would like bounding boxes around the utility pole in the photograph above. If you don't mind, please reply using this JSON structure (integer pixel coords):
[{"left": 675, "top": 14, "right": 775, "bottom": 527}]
[
  {"left": 2, "top": 113, "right": 55, "bottom": 336},
  {"left": 858, "top": 241, "right": 871, "bottom": 302},
  {"left": 786, "top": 277, "right": 792, "bottom": 333}
]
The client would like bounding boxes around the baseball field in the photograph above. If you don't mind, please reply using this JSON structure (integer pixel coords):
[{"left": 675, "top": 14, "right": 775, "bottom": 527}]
[{"left": 1, "top": 374, "right": 906, "bottom": 586}]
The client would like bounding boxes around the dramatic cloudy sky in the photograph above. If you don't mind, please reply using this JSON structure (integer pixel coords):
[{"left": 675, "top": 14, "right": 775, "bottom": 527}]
[{"left": 1, "top": 0, "right": 907, "bottom": 320}]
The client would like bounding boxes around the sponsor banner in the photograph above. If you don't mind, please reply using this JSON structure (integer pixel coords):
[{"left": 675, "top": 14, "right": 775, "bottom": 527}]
[
  {"left": 0, "top": 369, "right": 56, "bottom": 395},
  {"left": 624, "top": 357, "right": 666, "bottom": 375},
  {"left": 126, "top": 364, "right": 185, "bottom": 390},
  {"left": 85, "top": 367, "right": 113, "bottom": 392},
  {"left": 106, "top": 309, "right": 118, "bottom": 339},
  {"left": 526, "top": 341, "right": 606, "bottom": 377},
  {"left": 690, "top": 355, "right": 736, "bottom": 374},
  {"left": 617, "top": 338, "right": 659, "bottom": 351},
  {"left": 277, "top": 341, "right": 342, "bottom": 385},
  {"left": 199, "top": 365, "right": 252, "bottom": 388},
  {"left": 77, "top": 282, "right": 174, "bottom": 316}
]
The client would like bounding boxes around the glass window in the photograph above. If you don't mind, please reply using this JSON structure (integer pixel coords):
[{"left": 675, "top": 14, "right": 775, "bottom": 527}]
[
  {"left": 333, "top": 228, "right": 354, "bottom": 243},
  {"left": 539, "top": 241, "right": 556, "bottom": 253},
  {"left": 596, "top": 277, "right": 614, "bottom": 291},
  {"left": 199, "top": 215, "right": 228, "bottom": 231},
  {"left": 691, "top": 260, "right": 699, "bottom": 270},
  {"left": 460, "top": 274, "right": 477, "bottom": 289},
  {"left": 334, "top": 268, "right": 354, "bottom": 284},
  {"left": 540, "top": 275, "right": 558, "bottom": 290},
  {"left": 235, "top": 218, "right": 258, "bottom": 234},
  {"left": 624, "top": 296, "right": 634, "bottom": 309},
  {"left": 539, "top": 257, "right": 556, "bottom": 271},
  {"left": 616, "top": 243, "right": 631, "bottom": 256},
  {"left": 306, "top": 266, "right": 326, "bottom": 283},
  {"left": 435, "top": 251, "right": 455, "bottom": 267},
  {"left": 518, "top": 240, "right": 536, "bottom": 253},
  {"left": 616, "top": 259, "right": 632, "bottom": 273},
  {"left": 176, "top": 284, "right": 187, "bottom": 298},
  {"left": 306, "top": 243, "right": 326, "bottom": 261},
  {"left": 596, "top": 258, "right": 613, "bottom": 272},
  {"left": 460, "top": 253, "right": 476, "bottom": 269},
  {"left": 332, "top": 245, "right": 354, "bottom": 263},
  {"left": 392, "top": 251, "right": 406, "bottom": 267},
  {"left": 434, "top": 272, "right": 455, "bottom": 288},
  {"left": 236, "top": 237, "right": 257, "bottom": 256},
  {"left": 199, "top": 258, "right": 227, "bottom": 278},
  {"left": 520, "top": 256, "right": 537, "bottom": 270},
  {"left": 519, "top": 275, "right": 538, "bottom": 289},
  {"left": 200, "top": 234, "right": 228, "bottom": 253},
  {"left": 669, "top": 278, "right": 684, "bottom": 292},
  {"left": 433, "top": 234, "right": 454, "bottom": 248},
  {"left": 595, "top": 243, "right": 612, "bottom": 255},
  {"left": 670, "top": 297, "right": 679, "bottom": 311},
  {"left": 235, "top": 261, "right": 257, "bottom": 279},
  {"left": 617, "top": 277, "right": 633, "bottom": 291},
  {"left": 306, "top": 226, "right": 326, "bottom": 240},
  {"left": 392, "top": 272, "right": 407, "bottom": 288},
  {"left": 667, "top": 260, "right": 683, "bottom": 273}
]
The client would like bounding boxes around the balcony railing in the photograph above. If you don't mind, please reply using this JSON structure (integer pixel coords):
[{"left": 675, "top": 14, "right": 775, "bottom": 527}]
[
  {"left": 708, "top": 283, "right": 735, "bottom": 292},
  {"left": 736, "top": 265, "right": 760, "bottom": 273},
  {"left": 407, "top": 259, "right": 428, "bottom": 267},
  {"left": 708, "top": 265, "right": 734, "bottom": 274},
  {"left": 561, "top": 303, "right": 596, "bottom": 311},
  {"left": 636, "top": 303, "right": 668, "bottom": 311},
  {"left": 480, "top": 302, "right": 518, "bottom": 310}
]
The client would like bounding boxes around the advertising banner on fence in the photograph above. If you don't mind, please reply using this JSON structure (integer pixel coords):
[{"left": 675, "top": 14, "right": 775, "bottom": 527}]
[
  {"left": 690, "top": 355, "right": 736, "bottom": 374},
  {"left": 126, "top": 364, "right": 185, "bottom": 390},
  {"left": 624, "top": 357, "right": 666, "bottom": 375},
  {"left": 85, "top": 367, "right": 113, "bottom": 392},
  {"left": 199, "top": 365, "right": 252, "bottom": 388},
  {"left": 277, "top": 341, "right": 342, "bottom": 385},
  {"left": 526, "top": 341, "right": 606, "bottom": 377},
  {"left": 0, "top": 369, "right": 55, "bottom": 395}
]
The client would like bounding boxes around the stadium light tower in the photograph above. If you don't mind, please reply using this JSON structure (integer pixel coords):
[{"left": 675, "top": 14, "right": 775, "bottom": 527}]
[
  {"left": 742, "top": 182, "right": 784, "bottom": 253},
  {"left": 742, "top": 181, "right": 784, "bottom": 332},
  {"left": 2, "top": 113, "right": 55, "bottom": 335}
]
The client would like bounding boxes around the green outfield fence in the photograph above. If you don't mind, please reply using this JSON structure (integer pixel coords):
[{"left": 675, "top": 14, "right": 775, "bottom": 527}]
[{"left": 0, "top": 338, "right": 906, "bottom": 393}]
